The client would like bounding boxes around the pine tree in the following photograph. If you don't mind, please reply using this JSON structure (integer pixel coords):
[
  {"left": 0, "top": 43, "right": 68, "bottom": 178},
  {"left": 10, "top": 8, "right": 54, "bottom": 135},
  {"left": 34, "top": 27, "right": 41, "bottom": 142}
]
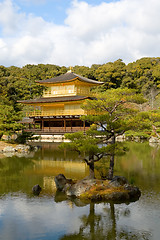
[{"left": 61, "top": 88, "right": 148, "bottom": 179}]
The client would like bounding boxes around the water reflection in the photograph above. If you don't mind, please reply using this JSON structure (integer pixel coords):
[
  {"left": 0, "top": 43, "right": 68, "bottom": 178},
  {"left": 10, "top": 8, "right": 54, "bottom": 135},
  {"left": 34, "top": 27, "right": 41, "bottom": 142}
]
[
  {"left": 0, "top": 142, "right": 160, "bottom": 239},
  {"left": 58, "top": 200, "right": 152, "bottom": 240},
  {"left": 116, "top": 142, "right": 160, "bottom": 192},
  {"left": 54, "top": 190, "right": 151, "bottom": 240},
  {"left": 0, "top": 191, "right": 154, "bottom": 240},
  {"left": 0, "top": 155, "right": 36, "bottom": 195}
]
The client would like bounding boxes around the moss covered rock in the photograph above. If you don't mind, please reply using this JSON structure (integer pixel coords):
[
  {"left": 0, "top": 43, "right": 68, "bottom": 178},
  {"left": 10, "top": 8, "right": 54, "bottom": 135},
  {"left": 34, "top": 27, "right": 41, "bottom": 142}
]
[{"left": 54, "top": 175, "right": 141, "bottom": 203}]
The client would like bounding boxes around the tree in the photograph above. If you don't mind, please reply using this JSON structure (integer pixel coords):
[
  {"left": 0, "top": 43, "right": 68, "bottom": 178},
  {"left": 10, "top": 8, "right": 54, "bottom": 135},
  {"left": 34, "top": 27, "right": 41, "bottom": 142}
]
[
  {"left": 121, "top": 58, "right": 160, "bottom": 109},
  {"left": 60, "top": 131, "right": 110, "bottom": 179},
  {"left": 72, "top": 65, "right": 96, "bottom": 80},
  {"left": 61, "top": 88, "right": 147, "bottom": 180},
  {"left": 82, "top": 88, "right": 149, "bottom": 179},
  {"left": 0, "top": 101, "right": 23, "bottom": 139},
  {"left": 95, "top": 59, "right": 126, "bottom": 90}
]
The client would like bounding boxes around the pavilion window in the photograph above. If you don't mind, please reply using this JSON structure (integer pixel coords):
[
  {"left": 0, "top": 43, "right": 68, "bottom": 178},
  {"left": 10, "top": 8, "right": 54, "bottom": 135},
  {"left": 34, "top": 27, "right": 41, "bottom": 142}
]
[
  {"left": 44, "top": 121, "right": 49, "bottom": 127},
  {"left": 50, "top": 121, "right": 63, "bottom": 127},
  {"left": 72, "top": 120, "right": 83, "bottom": 127}
]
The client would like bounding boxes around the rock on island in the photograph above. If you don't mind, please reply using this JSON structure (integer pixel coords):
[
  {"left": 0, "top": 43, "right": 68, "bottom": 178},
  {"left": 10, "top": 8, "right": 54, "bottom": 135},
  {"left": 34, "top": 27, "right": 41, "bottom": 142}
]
[{"left": 54, "top": 174, "right": 141, "bottom": 202}]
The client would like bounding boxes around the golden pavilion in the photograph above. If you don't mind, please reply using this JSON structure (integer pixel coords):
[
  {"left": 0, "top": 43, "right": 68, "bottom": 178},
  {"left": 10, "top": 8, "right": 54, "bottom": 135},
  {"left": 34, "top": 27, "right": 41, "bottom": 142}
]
[{"left": 20, "top": 70, "right": 103, "bottom": 134}]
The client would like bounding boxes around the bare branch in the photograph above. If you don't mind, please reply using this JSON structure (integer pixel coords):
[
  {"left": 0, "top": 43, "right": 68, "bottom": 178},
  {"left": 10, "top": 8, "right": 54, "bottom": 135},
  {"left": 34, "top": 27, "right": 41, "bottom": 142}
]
[
  {"left": 83, "top": 158, "right": 89, "bottom": 165},
  {"left": 115, "top": 130, "right": 125, "bottom": 137},
  {"left": 94, "top": 153, "right": 104, "bottom": 162},
  {"left": 112, "top": 116, "right": 119, "bottom": 122},
  {"left": 110, "top": 100, "right": 124, "bottom": 114},
  {"left": 152, "top": 125, "right": 160, "bottom": 138}
]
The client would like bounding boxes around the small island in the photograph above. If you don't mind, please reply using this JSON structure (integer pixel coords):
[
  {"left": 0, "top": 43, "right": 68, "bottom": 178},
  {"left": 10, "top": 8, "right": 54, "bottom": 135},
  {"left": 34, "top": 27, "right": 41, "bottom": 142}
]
[{"left": 54, "top": 174, "right": 141, "bottom": 203}]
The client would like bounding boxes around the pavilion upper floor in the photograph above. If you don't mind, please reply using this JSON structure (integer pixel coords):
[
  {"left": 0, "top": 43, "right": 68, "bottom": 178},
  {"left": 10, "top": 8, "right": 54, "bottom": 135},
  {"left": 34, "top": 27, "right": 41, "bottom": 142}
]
[
  {"left": 43, "top": 82, "right": 95, "bottom": 98},
  {"left": 37, "top": 71, "right": 103, "bottom": 98}
]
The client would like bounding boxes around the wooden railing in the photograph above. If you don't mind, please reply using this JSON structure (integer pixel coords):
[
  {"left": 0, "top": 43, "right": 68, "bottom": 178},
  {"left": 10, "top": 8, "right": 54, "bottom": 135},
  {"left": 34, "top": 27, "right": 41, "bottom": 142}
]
[
  {"left": 26, "top": 109, "right": 86, "bottom": 117},
  {"left": 25, "top": 127, "right": 90, "bottom": 134},
  {"left": 43, "top": 90, "right": 96, "bottom": 98}
]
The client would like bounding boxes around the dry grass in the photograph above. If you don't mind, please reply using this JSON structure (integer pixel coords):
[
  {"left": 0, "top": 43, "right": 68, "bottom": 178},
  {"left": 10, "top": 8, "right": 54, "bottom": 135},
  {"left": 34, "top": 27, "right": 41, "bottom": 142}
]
[{"left": 80, "top": 180, "right": 128, "bottom": 199}]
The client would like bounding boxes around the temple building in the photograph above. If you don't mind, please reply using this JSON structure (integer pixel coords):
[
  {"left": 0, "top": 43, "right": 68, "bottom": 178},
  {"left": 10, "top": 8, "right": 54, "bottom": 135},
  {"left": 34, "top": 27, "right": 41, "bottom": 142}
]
[{"left": 20, "top": 71, "right": 103, "bottom": 134}]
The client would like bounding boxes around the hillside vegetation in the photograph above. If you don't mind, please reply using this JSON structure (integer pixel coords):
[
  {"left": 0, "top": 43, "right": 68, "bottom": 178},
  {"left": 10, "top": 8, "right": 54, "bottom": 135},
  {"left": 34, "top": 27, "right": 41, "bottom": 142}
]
[{"left": 1, "top": 57, "right": 160, "bottom": 139}]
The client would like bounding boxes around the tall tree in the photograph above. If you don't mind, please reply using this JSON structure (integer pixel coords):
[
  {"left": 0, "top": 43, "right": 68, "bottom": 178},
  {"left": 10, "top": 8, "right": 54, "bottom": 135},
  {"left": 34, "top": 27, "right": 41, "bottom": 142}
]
[
  {"left": 82, "top": 88, "right": 147, "bottom": 179},
  {"left": 0, "top": 101, "right": 23, "bottom": 139},
  {"left": 61, "top": 89, "right": 147, "bottom": 180}
]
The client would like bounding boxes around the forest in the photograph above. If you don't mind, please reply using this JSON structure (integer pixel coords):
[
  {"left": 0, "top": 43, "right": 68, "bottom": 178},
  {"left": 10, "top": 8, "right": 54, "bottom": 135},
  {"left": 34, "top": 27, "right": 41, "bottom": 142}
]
[{"left": 1, "top": 57, "right": 160, "bottom": 139}]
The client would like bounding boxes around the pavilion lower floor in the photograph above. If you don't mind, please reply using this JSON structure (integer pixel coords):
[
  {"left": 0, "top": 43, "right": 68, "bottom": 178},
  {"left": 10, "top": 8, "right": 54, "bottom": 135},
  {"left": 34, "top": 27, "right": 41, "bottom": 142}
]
[{"left": 24, "top": 116, "right": 90, "bottom": 134}]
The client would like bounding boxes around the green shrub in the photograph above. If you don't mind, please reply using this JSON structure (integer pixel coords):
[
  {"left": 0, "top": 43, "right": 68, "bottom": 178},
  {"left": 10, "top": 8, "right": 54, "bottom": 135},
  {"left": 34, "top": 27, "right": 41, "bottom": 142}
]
[
  {"left": 15, "top": 131, "right": 39, "bottom": 144},
  {"left": 125, "top": 130, "right": 150, "bottom": 141}
]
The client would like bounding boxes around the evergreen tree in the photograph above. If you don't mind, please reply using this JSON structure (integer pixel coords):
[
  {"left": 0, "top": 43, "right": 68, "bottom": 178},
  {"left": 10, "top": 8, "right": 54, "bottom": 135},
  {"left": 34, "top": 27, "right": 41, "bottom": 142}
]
[
  {"left": 0, "top": 101, "right": 23, "bottom": 139},
  {"left": 61, "top": 88, "right": 147, "bottom": 179}
]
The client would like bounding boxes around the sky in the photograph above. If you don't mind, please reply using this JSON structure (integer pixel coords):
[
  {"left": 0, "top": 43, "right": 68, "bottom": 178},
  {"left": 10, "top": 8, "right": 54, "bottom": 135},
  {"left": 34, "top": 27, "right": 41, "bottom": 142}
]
[{"left": 0, "top": 0, "right": 160, "bottom": 67}]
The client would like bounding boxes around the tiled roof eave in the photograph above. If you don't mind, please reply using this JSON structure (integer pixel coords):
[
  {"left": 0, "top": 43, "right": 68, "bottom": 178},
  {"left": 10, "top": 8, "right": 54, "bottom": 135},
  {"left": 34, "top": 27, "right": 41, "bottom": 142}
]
[
  {"left": 36, "top": 77, "right": 78, "bottom": 84},
  {"left": 36, "top": 72, "right": 104, "bottom": 85},
  {"left": 18, "top": 96, "right": 93, "bottom": 104}
]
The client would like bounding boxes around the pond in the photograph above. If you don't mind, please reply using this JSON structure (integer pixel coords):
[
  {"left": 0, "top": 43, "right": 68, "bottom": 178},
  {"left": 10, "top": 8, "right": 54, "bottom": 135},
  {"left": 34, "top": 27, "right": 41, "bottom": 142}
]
[{"left": 0, "top": 142, "right": 160, "bottom": 240}]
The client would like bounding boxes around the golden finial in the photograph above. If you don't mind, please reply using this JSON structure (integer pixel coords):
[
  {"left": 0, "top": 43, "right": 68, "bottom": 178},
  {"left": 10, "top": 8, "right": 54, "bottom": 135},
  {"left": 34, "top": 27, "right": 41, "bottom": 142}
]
[{"left": 68, "top": 66, "right": 73, "bottom": 73}]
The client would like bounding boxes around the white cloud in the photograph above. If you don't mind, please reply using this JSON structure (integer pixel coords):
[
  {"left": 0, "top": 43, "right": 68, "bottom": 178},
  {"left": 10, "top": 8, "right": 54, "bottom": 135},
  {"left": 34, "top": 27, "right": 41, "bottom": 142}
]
[
  {"left": 0, "top": 0, "right": 25, "bottom": 35},
  {"left": 0, "top": 0, "right": 160, "bottom": 67}
]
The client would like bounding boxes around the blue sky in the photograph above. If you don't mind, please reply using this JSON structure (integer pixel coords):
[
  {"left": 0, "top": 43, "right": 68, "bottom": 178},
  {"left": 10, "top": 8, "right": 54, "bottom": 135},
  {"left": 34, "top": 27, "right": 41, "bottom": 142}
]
[
  {"left": 0, "top": 0, "right": 160, "bottom": 67},
  {"left": 14, "top": 0, "right": 112, "bottom": 24},
  {"left": 14, "top": 0, "right": 73, "bottom": 24}
]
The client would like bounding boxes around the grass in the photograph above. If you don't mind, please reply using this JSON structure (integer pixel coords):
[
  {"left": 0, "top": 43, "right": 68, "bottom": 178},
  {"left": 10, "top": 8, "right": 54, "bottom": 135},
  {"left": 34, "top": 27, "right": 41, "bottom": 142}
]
[{"left": 79, "top": 180, "right": 128, "bottom": 200}]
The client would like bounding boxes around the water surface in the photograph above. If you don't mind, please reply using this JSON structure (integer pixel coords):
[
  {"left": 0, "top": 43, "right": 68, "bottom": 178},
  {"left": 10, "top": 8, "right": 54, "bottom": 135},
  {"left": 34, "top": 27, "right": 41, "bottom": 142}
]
[{"left": 0, "top": 142, "right": 160, "bottom": 240}]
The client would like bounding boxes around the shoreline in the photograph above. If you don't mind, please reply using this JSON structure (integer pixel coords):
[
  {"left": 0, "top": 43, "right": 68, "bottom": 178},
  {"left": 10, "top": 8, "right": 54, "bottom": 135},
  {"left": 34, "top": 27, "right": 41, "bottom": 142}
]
[
  {"left": 0, "top": 141, "right": 18, "bottom": 158},
  {"left": 0, "top": 141, "right": 36, "bottom": 158},
  {"left": 0, "top": 141, "right": 18, "bottom": 151}
]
